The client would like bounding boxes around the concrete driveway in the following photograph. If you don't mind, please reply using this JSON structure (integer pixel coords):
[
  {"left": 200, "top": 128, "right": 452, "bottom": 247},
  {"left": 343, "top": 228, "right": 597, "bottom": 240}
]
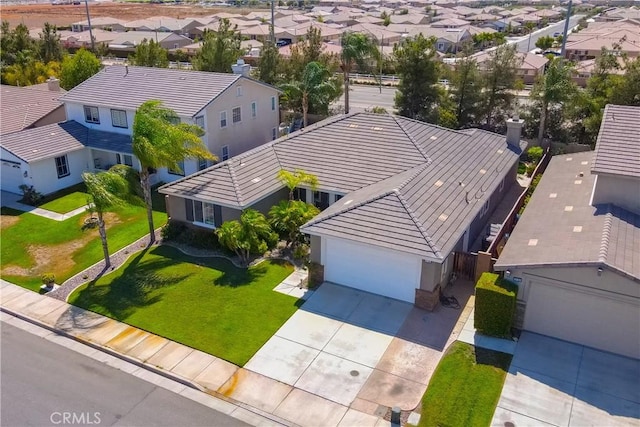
[
  {"left": 245, "top": 281, "right": 475, "bottom": 413},
  {"left": 492, "top": 332, "right": 640, "bottom": 427}
]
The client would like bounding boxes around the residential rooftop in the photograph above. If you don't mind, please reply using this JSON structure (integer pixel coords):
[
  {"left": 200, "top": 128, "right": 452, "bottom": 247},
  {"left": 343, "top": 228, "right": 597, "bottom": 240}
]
[
  {"left": 0, "top": 84, "right": 64, "bottom": 135},
  {"left": 592, "top": 104, "right": 640, "bottom": 179}
]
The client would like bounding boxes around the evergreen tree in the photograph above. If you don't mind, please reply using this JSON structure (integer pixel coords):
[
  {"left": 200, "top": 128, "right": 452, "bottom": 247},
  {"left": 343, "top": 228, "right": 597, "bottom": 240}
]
[
  {"left": 480, "top": 44, "right": 522, "bottom": 131},
  {"left": 129, "top": 38, "right": 169, "bottom": 68},
  {"left": 192, "top": 19, "right": 244, "bottom": 73}
]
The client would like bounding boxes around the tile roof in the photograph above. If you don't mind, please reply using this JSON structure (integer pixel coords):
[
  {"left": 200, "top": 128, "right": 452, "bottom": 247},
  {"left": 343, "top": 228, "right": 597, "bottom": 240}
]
[
  {"left": 495, "top": 151, "right": 640, "bottom": 281},
  {"left": 1, "top": 84, "right": 64, "bottom": 135},
  {"left": 59, "top": 65, "right": 244, "bottom": 117},
  {"left": 1, "top": 121, "right": 132, "bottom": 163},
  {"left": 592, "top": 105, "right": 640, "bottom": 178},
  {"left": 161, "top": 113, "right": 522, "bottom": 260}
]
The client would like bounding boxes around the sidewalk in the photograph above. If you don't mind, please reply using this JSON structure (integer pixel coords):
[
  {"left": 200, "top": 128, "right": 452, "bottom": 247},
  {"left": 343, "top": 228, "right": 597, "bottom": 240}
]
[
  {"left": 1, "top": 191, "right": 89, "bottom": 221},
  {"left": 0, "top": 280, "right": 387, "bottom": 427}
]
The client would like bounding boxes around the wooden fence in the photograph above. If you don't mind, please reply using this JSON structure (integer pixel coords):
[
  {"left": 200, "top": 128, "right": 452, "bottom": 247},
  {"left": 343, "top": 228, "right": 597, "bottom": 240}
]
[{"left": 453, "top": 251, "right": 478, "bottom": 281}]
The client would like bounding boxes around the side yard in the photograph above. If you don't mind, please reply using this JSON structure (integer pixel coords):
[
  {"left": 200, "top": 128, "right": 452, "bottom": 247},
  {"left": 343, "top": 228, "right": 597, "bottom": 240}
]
[{"left": 68, "top": 245, "right": 299, "bottom": 366}]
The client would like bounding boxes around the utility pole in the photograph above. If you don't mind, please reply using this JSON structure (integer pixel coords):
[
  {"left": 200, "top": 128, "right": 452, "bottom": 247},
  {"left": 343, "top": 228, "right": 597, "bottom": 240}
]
[
  {"left": 84, "top": 0, "right": 95, "bottom": 52},
  {"left": 270, "top": 0, "right": 275, "bottom": 44},
  {"left": 379, "top": 34, "right": 383, "bottom": 94},
  {"left": 560, "top": 0, "right": 573, "bottom": 58}
]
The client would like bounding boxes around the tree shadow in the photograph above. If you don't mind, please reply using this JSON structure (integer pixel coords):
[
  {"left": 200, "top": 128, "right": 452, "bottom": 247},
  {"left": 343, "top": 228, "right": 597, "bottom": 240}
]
[{"left": 213, "top": 262, "right": 268, "bottom": 287}]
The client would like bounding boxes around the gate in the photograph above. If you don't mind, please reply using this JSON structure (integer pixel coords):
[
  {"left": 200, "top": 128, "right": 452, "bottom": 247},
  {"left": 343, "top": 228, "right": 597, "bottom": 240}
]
[{"left": 453, "top": 252, "right": 477, "bottom": 281}]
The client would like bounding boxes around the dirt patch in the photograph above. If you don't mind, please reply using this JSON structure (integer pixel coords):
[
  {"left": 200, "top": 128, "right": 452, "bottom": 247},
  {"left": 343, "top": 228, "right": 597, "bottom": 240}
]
[
  {"left": 1, "top": 215, "right": 20, "bottom": 230},
  {"left": 2, "top": 3, "right": 261, "bottom": 28}
]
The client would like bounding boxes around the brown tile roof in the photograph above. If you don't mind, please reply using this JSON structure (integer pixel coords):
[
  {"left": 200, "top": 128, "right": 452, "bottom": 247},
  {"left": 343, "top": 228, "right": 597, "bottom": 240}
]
[
  {"left": 592, "top": 105, "right": 640, "bottom": 179},
  {"left": 1, "top": 85, "right": 65, "bottom": 135}
]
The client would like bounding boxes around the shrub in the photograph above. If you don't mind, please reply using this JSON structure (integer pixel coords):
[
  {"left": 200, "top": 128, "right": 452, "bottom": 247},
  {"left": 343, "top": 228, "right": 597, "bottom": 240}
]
[
  {"left": 19, "top": 185, "right": 44, "bottom": 206},
  {"left": 161, "top": 221, "right": 220, "bottom": 250},
  {"left": 525, "top": 163, "right": 536, "bottom": 177},
  {"left": 161, "top": 220, "right": 187, "bottom": 241},
  {"left": 527, "top": 146, "right": 544, "bottom": 163},
  {"left": 517, "top": 162, "right": 526, "bottom": 175},
  {"left": 41, "top": 273, "right": 56, "bottom": 285},
  {"left": 474, "top": 272, "right": 518, "bottom": 337},
  {"left": 293, "top": 243, "right": 310, "bottom": 261}
]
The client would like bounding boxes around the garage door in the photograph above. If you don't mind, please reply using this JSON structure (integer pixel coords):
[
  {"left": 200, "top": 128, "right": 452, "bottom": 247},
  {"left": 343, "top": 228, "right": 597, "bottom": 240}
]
[
  {"left": 1, "top": 160, "right": 23, "bottom": 194},
  {"left": 324, "top": 237, "right": 419, "bottom": 302},
  {"left": 525, "top": 281, "right": 640, "bottom": 359}
]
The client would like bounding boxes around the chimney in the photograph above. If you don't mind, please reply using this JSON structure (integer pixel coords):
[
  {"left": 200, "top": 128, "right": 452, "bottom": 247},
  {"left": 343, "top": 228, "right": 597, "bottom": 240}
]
[
  {"left": 506, "top": 115, "right": 524, "bottom": 148},
  {"left": 231, "top": 58, "right": 250, "bottom": 77},
  {"left": 47, "top": 77, "right": 60, "bottom": 92}
]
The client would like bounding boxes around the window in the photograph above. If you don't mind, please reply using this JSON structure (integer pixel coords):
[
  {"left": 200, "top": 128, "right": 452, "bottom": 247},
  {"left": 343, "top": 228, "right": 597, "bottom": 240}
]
[
  {"left": 480, "top": 199, "right": 490, "bottom": 217},
  {"left": 55, "top": 155, "right": 70, "bottom": 178},
  {"left": 271, "top": 96, "right": 276, "bottom": 111},
  {"left": 184, "top": 199, "right": 221, "bottom": 227},
  {"left": 110, "top": 109, "right": 127, "bottom": 128},
  {"left": 168, "top": 116, "right": 180, "bottom": 125},
  {"left": 313, "top": 191, "right": 330, "bottom": 210},
  {"left": 232, "top": 107, "right": 241, "bottom": 124},
  {"left": 251, "top": 101, "right": 257, "bottom": 118},
  {"left": 334, "top": 194, "right": 343, "bottom": 203},
  {"left": 272, "top": 127, "right": 277, "bottom": 140},
  {"left": 195, "top": 115, "right": 205, "bottom": 131},
  {"left": 293, "top": 188, "right": 307, "bottom": 203},
  {"left": 198, "top": 157, "right": 208, "bottom": 171},
  {"left": 237, "top": 86, "right": 243, "bottom": 97},
  {"left": 116, "top": 153, "right": 133, "bottom": 167},
  {"left": 220, "top": 111, "right": 227, "bottom": 128},
  {"left": 437, "top": 42, "right": 445, "bottom": 51},
  {"left": 84, "top": 106, "right": 100, "bottom": 124},
  {"left": 168, "top": 160, "right": 184, "bottom": 176},
  {"left": 221, "top": 145, "right": 229, "bottom": 161}
]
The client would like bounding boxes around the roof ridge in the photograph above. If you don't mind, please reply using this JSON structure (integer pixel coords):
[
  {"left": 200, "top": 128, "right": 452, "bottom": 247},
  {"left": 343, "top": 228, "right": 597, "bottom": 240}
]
[
  {"left": 227, "top": 162, "right": 243, "bottom": 206},
  {"left": 303, "top": 189, "right": 398, "bottom": 228},
  {"left": 598, "top": 206, "right": 613, "bottom": 264},
  {"left": 395, "top": 191, "right": 442, "bottom": 259},
  {"left": 391, "top": 115, "right": 432, "bottom": 163}
]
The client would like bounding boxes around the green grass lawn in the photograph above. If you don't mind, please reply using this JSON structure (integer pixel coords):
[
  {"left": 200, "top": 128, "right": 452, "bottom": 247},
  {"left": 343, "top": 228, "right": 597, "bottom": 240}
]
[
  {"left": 1, "top": 195, "right": 167, "bottom": 291},
  {"left": 39, "top": 191, "right": 89, "bottom": 214},
  {"left": 418, "top": 341, "right": 512, "bottom": 427},
  {"left": 69, "top": 245, "right": 298, "bottom": 366}
]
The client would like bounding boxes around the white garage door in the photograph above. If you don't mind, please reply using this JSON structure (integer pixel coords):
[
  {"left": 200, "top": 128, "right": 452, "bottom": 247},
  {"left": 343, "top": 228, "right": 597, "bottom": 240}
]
[
  {"left": 1, "top": 160, "right": 23, "bottom": 194},
  {"left": 525, "top": 281, "right": 640, "bottom": 359},
  {"left": 324, "top": 237, "right": 419, "bottom": 302}
]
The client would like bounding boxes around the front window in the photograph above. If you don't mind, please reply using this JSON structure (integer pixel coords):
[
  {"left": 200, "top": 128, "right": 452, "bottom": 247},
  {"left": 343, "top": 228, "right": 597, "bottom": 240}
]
[
  {"left": 195, "top": 115, "right": 205, "bottom": 131},
  {"left": 198, "top": 157, "right": 208, "bottom": 171},
  {"left": 116, "top": 153, "right": 133, "bottom": 166},
  {"left": 221, "top": 145, "right": 229, "bottom": 161},
  {"left": 313, "top": 191, "right": 330, "bottom": 210},
  {"left": 184, "top": 199, "right": 219, "bottom": 227},
  {"left": 110, "top": 109, "right": 127, "bottom": 128},
  {"left": 220, "top": 111, "right": 227, "bottom": 128},
  {"left": 232, "top": 107, "right": 241, "bottom": 124},
  {"left": 55, "top": 155, "right": 70, "bottom": 178},
  {"left": 168, "top": 160, "right": 185, "bottom": 176},
  {"left": 84, "top": 106, "right": 100, "bottom": 124}
]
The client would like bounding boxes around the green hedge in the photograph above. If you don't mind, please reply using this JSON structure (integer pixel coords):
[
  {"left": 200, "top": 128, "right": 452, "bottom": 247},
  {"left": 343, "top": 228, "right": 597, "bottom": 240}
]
[{"left": 474, "top": 272, "right": 518, "bottom": 337}]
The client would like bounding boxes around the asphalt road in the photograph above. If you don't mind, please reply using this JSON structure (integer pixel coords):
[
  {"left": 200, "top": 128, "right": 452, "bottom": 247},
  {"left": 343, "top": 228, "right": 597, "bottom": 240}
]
[
  {"left": 335, "top": 85, "right": 398, "bottom": 113},
  {"left": 509, "top": 14, "right": 585, "bottom": 53},
  {"left": 0, "top": 322, "right": 248, "bottom": 427}
]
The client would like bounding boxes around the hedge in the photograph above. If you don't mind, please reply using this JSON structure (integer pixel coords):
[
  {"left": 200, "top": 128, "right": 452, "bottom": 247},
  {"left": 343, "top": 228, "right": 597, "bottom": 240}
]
[{"left": 474, "top": 272, "right": 518, "bottom": 337}]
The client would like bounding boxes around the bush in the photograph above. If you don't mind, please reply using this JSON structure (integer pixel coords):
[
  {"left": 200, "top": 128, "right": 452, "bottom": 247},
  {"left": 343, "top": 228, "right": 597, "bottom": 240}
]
[
  {"left": 41, "top": 273, "right": 56, "bottom": 285},
  {"left": 527, "top": 146, "right": 544, "bottom": 163},
  {"left": 161, "top": 221, "right": 220, "bottom": 250},
  {"left": 19, "top": 185, "right": 44, "bottom": 206},
  {"left": 161, "top": 220, "right": 187, "bottom": 241},
  {"left": 517, "top": 162, "right": 526, "bottom": 175},
  {"left": 293, "top": 243, "right": 310, "bottom": 261},
  {"left": 474, "top": 272, "right": 518, "bottom": 337},
  {"left": 525, "top": 163, "right": 536, "bottom": 177}
]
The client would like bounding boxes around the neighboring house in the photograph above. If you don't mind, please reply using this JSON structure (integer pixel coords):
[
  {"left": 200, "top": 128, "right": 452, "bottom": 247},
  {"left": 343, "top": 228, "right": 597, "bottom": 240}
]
[
  {"left": 71, "top": 17, "right": 127, "bottom": 32},
  {"left": 494, "top": 105, "right": 640, "bottom": 359},
  {"left": 572, "top": 56, "right": 626, "bottom": 87},
  {"left": 473, "top": 51, "right": 548, "bottom": 85},
  {"left": 122, "top": 17, "right": 206, "bottom": 38},
  {"left": 431, "top": 18, "right": 471, "bottom": 29},
  {"left": 108, "top": 31, "right": 194, "bottom": 52},
  {"left": 0, "top": 80, "right": 66, "bottom": 136},
  {"left": 159, "top": 113, "right": 525, "bottom": 307},
  {"left": 58, "top": 29, "right": 117, "bottom": 50},
  {"left": 564, "top": 20, "right": 640, "bottom": 61},
  {"left": 1, "top": 121, "right": 132, "bottom": 195}
]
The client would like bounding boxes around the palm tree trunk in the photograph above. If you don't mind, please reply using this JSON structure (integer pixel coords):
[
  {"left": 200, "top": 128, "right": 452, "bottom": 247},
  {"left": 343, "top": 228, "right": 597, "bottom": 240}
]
[
  {"left": 302, "top": 92, "right": 309, "bottom": 128},
  {"left": 97, "top": 211, "right": 110, "bottom": 268},
  {"left": 140, "top": 168, "right": 155, "bottom": 244},
  {"left": 537, "top": 101, "right": 548, "bottom": 146},
  {"left": 344, "top": 69, "right": 350, "bottom": 114}
]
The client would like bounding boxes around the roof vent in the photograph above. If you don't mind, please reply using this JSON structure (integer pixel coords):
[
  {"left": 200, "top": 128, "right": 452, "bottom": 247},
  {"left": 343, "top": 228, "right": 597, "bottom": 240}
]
[
  {"left": 528, "top": 239, "right": 538, "bottom": 246},
  {"left": 348, "top": 123, "right": 359, "bottom": 128},
  {"left": 251, "top": 177, "right": 262, "bottom": 183},
  {"left": 343, "top": 199, "right": 353, "bottom": 205},
  {"left": 372, "top": 126, "right": 384, "bottom": 131},
  {"left": 438, "top": 213, "right": 448, "bottom": 221},
  {"left": 434, "top": 180, "right": 443, "bottom": 187},
  {"left": 573, "top": 226, "right": 583, "bottom": 233},
  {"left": 479, "top": 169, "right": 486, "bottom": 175},
  {"left": 430, "top": 135, "right": 437, "bottom": 140},
  {"left": 459, "top": 181, "right": 465, "bottom": 187}
]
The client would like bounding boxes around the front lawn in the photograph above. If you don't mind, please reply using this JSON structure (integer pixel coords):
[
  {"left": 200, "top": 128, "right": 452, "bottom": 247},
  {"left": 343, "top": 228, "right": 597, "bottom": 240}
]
[
  {"left": 69, "top": 245, "right": 299, "bottom": 366},
  {"left": 1, "top": 199, "right": 166, "bottom": 291},
  {"left": 39, "top": 191, "right": 89, "bottom": 214},
  {"left": 418, "top": 341, "right": 512, "bottom": 427}
]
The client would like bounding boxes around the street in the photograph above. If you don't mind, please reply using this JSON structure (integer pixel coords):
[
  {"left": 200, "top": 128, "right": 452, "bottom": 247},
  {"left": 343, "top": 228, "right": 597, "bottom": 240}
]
[
  {"left": 335, "top": 85, "right": 397, "bottom": 113},
  {"left": 510, "top": 14, "right": 585, "bottom": 52},
  {"left": 0, "top": 322, "right": 248, "bottom": 427}
]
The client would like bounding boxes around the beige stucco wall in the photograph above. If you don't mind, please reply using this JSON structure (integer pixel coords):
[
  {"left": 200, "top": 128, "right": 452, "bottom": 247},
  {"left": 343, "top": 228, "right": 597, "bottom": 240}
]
[
  {"left": 203, "top": 78, "right": 279, "bottom": 161},
  {"left": 420, "top": 261, "right": 441, "bottom": 292},
  {"left": 591, "top": 174, "right": 640, "bottom": 215},
  {"left": 309, "top": 235, "right": 321, "bottom": 264},
  {"left": 31, "top": 106, "right": 66, "bottom": 128},
  {"left": 166, "top": 195, "right": 186, "bottom": 221}
]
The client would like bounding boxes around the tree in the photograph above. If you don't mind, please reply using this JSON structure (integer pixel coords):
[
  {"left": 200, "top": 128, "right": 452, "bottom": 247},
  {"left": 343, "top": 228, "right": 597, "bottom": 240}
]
[
  {"left": 535, "top": 35, "right": 554, "bottom": 51},
  {"left": 530, "top": 57, "right": 576, "bottom": 144},
  {"left": 340, "top": 31, "right": 380, "bottom": 114},
  {"left": 2, "top": 54, "right": 60, "bottom": 86},
  {"left": 38, "top": 22, "right": 64, "bottom": 63},
  {"left": 59, "top": 48, "right": 101, "bottom": 90},
  {"left": 393, "top": 34, "right": 442, "bottom": 122},
  {"left": 82, "top": 168, "right": 135, "bottom": 268},
  {"left": 610, "top": 56, "right": 640, "bottom": 106},
  {"left": 277, "top": 169, "right": 319, "bottom": 200},
  {"left": 269, "top": 200, "right": 319, "bottom": 248},
  {"left": 258, "top": 41, "right": 281, "bottom": 85},
  {"left": 449, "top": 48, "right": 482, "bottom": 128},
  {"left": 129, "top": 38, "right": 169, "bottom": 68},
  {"left": 281, "top": 61, "right": 338, "bottom": 127},
  {"left": 286, "top": 27, "right": 331, "bottom": 81},
  {"left": 480, "top": 44, "right": 522, "bottom": 131},
  {"left": 216, "top": 209, "right": 278, "bottom": 265},
  {"left": 192, "top": 20, "right": 244, "bottom": 73},
  {"left": 1, "top": 21, "right": 37, "bottom": 67},
  {"left": 132, "top": 100, "right": 215, "bottom": 244}
]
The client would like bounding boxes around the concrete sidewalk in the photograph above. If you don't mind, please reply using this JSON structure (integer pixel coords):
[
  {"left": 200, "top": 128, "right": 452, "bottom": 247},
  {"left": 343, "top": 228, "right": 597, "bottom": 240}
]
[
  {"left": 0, "top": 280, "right": 388, "bottom": 427},
  {"left": 1, "top": 190, "right": 89, "bottom": 221}
]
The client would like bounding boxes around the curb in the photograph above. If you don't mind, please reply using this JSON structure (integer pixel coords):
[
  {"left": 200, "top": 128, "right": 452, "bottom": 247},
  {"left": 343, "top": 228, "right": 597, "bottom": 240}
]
[{"left": 0, "top": 306, "right": 294, "bottom": 427}]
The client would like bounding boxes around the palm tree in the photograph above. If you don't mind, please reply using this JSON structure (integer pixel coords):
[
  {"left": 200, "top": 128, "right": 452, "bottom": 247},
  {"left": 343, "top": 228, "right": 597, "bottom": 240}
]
[
  {"left": 277, "top": 169, "right": 319, "bottom": 200},
  {"left": 132, "top": 100, "right": 216, "bottom": 244},
  {"left": 269, "top": 200, "right": 320, "bottom": 248},
  {"left": 82, "top": 169, "right": 134, "bottom": 268},
  {"left": 216, "top": 209, "right": 277, "bottom": 265},
  {"left": 281, "top": 61, "right": 337, "bottom": 127},
  {"left": 340, "top": 32, "right": 380, "bottom": 114},
  {"left": 531, "top": 58, "right": 576, "bottom": 144}
]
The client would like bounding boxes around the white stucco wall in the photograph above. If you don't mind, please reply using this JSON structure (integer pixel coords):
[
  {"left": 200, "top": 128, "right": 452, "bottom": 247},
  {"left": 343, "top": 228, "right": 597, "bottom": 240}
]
[
  {"left": 29, "top": 149, "right": 89, "bottom": 195},
  {"left": 1, "top": 148, "right": 26, "bottom": 194},
  {"left": 591, "top": 174, "right": 640, "bottom": 216}
]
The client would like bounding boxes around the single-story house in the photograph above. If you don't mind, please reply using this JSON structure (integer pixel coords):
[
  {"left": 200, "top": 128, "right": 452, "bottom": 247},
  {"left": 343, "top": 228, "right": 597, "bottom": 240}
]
[
  {"left": 494, "top": 105, "right": 640, "bottom": 359},
  {"left": 0, "top": 81, "right": 66, "bottom": 136},
  {"left": 108, "top": 31, "right": 193, "bottom": 52},
  {"left": 159, "top": 113, "right": 525, "bottom": 308}
]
